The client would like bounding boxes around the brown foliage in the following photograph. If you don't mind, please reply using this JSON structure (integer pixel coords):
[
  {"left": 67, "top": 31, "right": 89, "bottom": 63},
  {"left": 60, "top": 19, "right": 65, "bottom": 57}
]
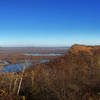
[{"left": 1, "top": 45, "right": 100, "bottom": 100}]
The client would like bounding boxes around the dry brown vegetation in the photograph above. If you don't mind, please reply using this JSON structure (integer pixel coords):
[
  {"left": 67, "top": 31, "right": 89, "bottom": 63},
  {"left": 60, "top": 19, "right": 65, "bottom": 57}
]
[
  {"left": 0, "top": 45, "right": 100, "bottom": 100},
  {"left": 0, "top": 47, "right": 67, "bottom": 64}
]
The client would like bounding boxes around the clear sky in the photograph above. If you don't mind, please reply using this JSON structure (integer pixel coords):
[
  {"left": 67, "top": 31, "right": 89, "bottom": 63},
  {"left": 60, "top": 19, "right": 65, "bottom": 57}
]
[{"left": 0, "top": 0, "right": 100, "bottom": 47}]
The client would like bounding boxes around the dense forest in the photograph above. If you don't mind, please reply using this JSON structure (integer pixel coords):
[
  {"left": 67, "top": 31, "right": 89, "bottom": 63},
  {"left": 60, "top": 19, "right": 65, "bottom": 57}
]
[{"left": 1, "top": 45, "right": 100, "bottom": 100}]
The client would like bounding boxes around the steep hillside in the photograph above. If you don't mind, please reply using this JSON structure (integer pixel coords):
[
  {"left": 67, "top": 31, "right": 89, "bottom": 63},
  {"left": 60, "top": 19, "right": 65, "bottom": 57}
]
[{"left": 30, "top": 44, "right": 100, "bottom": 100}]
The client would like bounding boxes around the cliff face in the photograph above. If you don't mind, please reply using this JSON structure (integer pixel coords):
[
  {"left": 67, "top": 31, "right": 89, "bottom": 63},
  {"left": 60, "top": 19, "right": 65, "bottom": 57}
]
[
  {"left": 35, "top": 45, "right": 100, "bottom": 86},
  {"left": 25, "top": 45, "right": 100, "bottom": 100},
  {"left": 70, "top": 45, "right": 100, "bottom": 55},
  {"left": 55, "top": 45, "right": 100, "bottom": 85}
]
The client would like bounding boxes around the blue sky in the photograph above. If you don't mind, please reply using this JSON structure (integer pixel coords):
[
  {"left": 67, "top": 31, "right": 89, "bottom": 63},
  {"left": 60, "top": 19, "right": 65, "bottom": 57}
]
[{"left": 0, "top": 0, "right": 100, "bottom": 47}]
